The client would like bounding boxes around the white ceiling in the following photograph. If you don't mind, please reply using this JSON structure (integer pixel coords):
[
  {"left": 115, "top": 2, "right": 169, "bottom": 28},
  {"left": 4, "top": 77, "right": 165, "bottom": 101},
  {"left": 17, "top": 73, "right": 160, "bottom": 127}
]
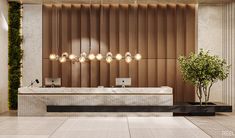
[{"left": 9, "top": 0, "right": 234, "bottom": 4}]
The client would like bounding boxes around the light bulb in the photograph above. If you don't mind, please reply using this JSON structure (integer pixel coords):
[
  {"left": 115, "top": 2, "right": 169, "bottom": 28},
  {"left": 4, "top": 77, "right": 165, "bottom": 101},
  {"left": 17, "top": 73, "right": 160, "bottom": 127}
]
[
  {"left": 79, "top": 56, "right": 86, "bottom": 63},
  {"left": 125, "top": 56, "right": 132, "bottom": 63},
  {"left": 106, "top": 52, "right": 113, "bottom": 63},
  {"left": 59, "top": 57, "right": 66, "bottom": 63},
  {"left": 125, "top": 52, "right": 131, "bottom": 57},
  {"left": 69, "top": 54, "right": 77, "bottom": 60},
  {"left": 106, "top": 56, "right": 113, "bottom": 63},
  {"left": 49, "top": 54, "right": 57, "bottom": 61},
  {"left": 125, "top": 52, "right": 132, "bottom": 63},
  {"left": 96, "top": 54, "right": 103, "bottom": 60},
  {"left": 115, "top": 54, "right": 122, "bottom": 60},
  {"left": 106, "top": 52, "right": 113, "bottom": 56},
  {"left": 81, "top": 52, "right": 87, "bottom": 57},
  {"left": 88, "top": 54, "right": 95, "bottom": 60},
  {"left": 62, "top": 52, "right": 69, "bottom": 57},
  {"left": 134, "top": 53, "right": 142, "bottom": 60}
]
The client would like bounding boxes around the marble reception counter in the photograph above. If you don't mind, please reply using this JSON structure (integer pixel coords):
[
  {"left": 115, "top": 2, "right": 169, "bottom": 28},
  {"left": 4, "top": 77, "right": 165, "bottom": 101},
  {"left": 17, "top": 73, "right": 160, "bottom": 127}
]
[{"left": 18, "top": 87, "right": 173, "bottom": 116}]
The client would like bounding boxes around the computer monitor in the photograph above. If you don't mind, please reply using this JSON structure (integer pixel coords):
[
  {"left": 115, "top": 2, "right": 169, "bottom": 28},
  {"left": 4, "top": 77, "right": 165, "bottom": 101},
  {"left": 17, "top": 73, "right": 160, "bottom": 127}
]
[
  {"left": 45, "top": 78, "right": 61, "bottom": 87},
  {"left": 115, "top": 78, "right": 131, "bottom": 87}
]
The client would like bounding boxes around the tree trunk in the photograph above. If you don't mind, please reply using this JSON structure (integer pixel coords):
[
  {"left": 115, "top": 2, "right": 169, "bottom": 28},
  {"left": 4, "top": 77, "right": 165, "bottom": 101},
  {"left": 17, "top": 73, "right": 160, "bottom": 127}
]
[
  {"left": 198, "top": 86, "right": 203, "bottom": 106},
  {"left": 199, "top": 98, "right": 202, "bottom": 106},
  {"left": 205, "top": 95, "right": 207, "bottom": 106}
]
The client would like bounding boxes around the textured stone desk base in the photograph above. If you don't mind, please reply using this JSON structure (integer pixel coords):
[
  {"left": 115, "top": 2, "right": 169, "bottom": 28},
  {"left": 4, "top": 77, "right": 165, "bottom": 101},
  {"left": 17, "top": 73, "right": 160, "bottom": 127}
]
[{"left": 18, "top": 94, "right": 173, "bottom": 116}]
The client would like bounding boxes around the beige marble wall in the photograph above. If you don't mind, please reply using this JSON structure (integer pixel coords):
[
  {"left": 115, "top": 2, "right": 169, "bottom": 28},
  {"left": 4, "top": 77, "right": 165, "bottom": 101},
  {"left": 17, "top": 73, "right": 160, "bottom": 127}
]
[
  {"left": 0, "top": 0, "right": 8, "bottom": 113},
  {"left": 22, "top": 4, "right": 42, "bottom": 87},
  {"left": 198, "top": 4, "right": 223, "bottom": 102},
  {"left": 198, "top": 2, "right": 235, "bottom": 111}
]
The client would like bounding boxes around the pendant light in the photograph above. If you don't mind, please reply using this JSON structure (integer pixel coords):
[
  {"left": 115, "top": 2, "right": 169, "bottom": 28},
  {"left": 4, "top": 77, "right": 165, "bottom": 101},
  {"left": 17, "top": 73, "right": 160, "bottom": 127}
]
[{"left": 49, "top": 0, "right": 142, "bottom": 64}]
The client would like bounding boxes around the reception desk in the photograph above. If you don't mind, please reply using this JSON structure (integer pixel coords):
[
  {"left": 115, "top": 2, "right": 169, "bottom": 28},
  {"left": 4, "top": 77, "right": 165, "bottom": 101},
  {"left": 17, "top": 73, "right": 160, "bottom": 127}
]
[{"left": 18, "top": 87, "right": 173, "bottom": 116}]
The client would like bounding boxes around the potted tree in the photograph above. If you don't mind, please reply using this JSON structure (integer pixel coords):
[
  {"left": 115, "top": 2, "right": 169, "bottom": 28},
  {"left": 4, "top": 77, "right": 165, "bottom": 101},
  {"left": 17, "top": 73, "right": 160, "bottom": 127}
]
[{"left": 178, "top": 49, "right": 230, "bottom": 106}]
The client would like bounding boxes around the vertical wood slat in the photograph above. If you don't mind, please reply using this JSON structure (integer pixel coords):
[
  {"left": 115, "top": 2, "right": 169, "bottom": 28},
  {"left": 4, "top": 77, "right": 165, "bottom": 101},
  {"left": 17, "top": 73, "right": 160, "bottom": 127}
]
[
  {"left": 51, "top": 5, "right": 61, "bottom": 78},
  {"left": 71, "top": 4, "right": 81, "bottom": 87},
  {"left": 155, "top": 5, "right": 158, "bottom": 87},
  {"left": 81, "top": 5, "right": 90, "bottom": 87},
  {"left": 109, "top": 5, "right": 119, "bottom": 87},
  {"left": 175, "top": 5, "right": 186, "bottom": 102},
  {"left": 157, "top": 4, "right": 167, "bottom": 86},
  {"left": 166, "top": 4, "right": 176, "bottom": 100},
  {"left": 100, "top": 5, "right": 109, "bottom": 87},
  {"left": 42, "top": 5, "right": 51, "bottom": 59},
  {"left": 138, "top": 5, "right": 148, "bottom": 87},
  {"left": 42, "top": 4, "right": 196, "bottom": 103},
  {"left": 90, "top": 5, "right": 100, "bottom": 87},
  {"left": 42, "top": 5, "right": 52, "bottom": 85},
  {"left": 107, "top": 5, "right": 111, "bottom": 87},
  {"left": 61, "top": 5, "right": 72, "bottom": 87},
  {"left": 119, "top": 5, "right": 129, "bottom": 78},
  {"left": 148, "top": 5, "right": 157, "bottom": 87},
  {"left": 129, "top": 5, "right": 138, "bottom": 87}
]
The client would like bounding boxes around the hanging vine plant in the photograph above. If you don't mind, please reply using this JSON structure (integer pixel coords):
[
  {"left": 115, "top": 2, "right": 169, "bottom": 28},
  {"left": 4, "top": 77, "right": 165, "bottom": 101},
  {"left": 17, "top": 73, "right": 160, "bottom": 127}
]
[{"left": 8, "top": 2, "right": 23, "bottom": 110}]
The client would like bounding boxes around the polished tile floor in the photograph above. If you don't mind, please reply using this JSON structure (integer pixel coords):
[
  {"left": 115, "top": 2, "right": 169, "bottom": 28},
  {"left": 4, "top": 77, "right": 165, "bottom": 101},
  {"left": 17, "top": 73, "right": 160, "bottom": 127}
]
[
  {"left": 0, "top": 113, "right": 234, "bottom": 138},
  {"left": 187, "top": 113, "right": 235, "bottom": 138}
]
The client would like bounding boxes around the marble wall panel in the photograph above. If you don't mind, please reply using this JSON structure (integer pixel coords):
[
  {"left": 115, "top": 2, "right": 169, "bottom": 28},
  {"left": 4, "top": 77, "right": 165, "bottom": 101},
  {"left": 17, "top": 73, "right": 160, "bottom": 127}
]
[
  {"left": 22, "top": 4, "right": 42, "bottom": 87},
  {"left": 0, "top": 0, "right": 8, "bottom": 113}
]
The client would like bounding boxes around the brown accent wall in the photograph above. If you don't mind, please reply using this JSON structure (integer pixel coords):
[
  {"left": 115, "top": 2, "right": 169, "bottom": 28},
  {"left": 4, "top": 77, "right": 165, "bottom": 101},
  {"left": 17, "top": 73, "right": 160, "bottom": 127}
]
[{"left": 42, "top": 4, "right": 196, "bottom": 103}]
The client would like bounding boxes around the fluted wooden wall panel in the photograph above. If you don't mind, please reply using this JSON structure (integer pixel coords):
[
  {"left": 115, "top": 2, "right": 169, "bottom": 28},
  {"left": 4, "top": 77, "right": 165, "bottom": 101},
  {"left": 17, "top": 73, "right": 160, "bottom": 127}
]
[{"left": 43, "top": 4, "right": 196, "bottom": 102}]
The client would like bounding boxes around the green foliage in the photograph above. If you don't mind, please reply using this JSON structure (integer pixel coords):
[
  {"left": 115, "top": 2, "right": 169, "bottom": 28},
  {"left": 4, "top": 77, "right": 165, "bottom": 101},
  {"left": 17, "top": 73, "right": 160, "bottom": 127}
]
[
  {"left": 178, "top": 49, "right": 230, "bottom": 105},
  {"left": 8, "top": 2, "right": 23, "bottom": 110}
]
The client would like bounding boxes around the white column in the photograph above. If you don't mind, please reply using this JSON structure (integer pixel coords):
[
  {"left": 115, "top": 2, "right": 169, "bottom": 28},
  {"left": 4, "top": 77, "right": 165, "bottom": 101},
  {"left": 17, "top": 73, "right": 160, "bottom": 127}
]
[{"left": 222, "top": 2, "right": 235, "bottom": 111}]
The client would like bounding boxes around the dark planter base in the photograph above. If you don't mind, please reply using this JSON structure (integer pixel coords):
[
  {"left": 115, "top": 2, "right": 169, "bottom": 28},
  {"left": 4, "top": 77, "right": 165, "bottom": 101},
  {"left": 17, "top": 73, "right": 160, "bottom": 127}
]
[
  {"left": 188, "top": 102, "right": 216, "bottom": 105},
  {"left": 173, "top": 102, "right": 232, "bottom": 116},
  {"left": 173, "top": 112, "right": 215, "bottom": 116}
]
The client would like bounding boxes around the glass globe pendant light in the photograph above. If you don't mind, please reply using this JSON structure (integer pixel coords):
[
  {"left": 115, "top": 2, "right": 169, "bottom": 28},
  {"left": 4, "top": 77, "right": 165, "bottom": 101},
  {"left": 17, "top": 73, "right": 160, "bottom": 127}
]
[
  {"left": 88, "top": 53, "right": 96, "bottom": 60},
  {"left": 106, "top": 52, "right": 113, "bottom": 63},
  {"left": 59, "top": 56, "right": 66, "bottom": 63},
  {"left": 62, "top": 52, "right": 69, "bottom": 58},
  {"left": 69, "top": 54, "right": 77, "bottom": 60},
  {"left": 115, "top": 53, "right": 122, "bottom": 60},
  {"left": 49, "top": 54, "right": 59, "bottom": 61},
  {"left": 134, "top": 53, "right": 142, "bottom": 61},
  {"left": 96, "top": 53, "right": 103, "bottom": 60},
  {"left": 59, "top": 52, "right": 69, "bottom": 63},
  {"left": 125, "top": 52, "right": 132, "bottom": 63},
  {"left": 79, "top": 52, "right": 87, "bottom": 63}
]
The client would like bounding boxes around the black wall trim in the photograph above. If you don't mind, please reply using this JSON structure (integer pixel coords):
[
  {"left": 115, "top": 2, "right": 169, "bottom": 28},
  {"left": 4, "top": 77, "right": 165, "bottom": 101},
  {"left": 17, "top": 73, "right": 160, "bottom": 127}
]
[
  {"left": 47, "top": 105, "right": 173, "bottom": 112},
  {"left": 47, "top": 103, "right": 232, "bottom": 114}
]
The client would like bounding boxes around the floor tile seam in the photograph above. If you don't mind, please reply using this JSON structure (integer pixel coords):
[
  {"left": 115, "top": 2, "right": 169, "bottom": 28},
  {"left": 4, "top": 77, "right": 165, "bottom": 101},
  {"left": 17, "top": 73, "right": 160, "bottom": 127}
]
[
  {"left": 126, "top": 117, "right": 132, "bottom": 138},
  {"left": 48, "top": 118, "right": 68, "bottom": 138},
  {"left": 185, "top": 117, "right": 213, "bottom": 138}
]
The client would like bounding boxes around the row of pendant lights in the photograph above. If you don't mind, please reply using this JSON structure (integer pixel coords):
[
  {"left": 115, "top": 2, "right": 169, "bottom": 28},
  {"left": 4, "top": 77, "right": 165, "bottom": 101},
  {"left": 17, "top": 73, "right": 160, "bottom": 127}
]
[{"left": 49, "top": 52, "right": 142, "bottom": 63}]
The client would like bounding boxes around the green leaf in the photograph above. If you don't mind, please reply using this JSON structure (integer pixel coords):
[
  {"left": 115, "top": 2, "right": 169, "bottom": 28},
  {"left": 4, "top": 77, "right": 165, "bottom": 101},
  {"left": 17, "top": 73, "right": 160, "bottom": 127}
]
[
  {"left": 8, "top": 2, "right": 22, "bottom": 110},
  {"left": 178, "top": 49, "right": 230, "bottom": 88}
]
